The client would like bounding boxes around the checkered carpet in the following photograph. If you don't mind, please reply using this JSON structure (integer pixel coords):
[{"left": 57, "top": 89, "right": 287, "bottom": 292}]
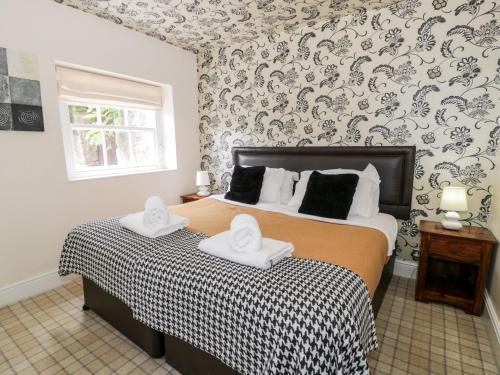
[
  {"left": 367, "top": 277, "right": 500, "bottom": 375},
  {"left": 0, "top": 276, "right": 499, "bottom": 374}
]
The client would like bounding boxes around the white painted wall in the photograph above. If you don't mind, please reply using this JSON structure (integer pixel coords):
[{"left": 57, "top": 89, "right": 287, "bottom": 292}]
[{"left": 0, "top": 0, "right": 199, "bottom": 289}]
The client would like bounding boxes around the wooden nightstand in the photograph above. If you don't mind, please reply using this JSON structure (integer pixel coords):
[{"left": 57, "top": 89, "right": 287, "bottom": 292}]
[
  {"left": 415, "top": 220, "right": 496, "bottom": 315},
  {"left": 180, "top": 193, "right": 211, "bottom": 204}
]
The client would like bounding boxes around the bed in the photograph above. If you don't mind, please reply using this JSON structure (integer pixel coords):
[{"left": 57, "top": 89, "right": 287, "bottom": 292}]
[{"left": 61, "top": 146, "right": 415, "bottom": 374}]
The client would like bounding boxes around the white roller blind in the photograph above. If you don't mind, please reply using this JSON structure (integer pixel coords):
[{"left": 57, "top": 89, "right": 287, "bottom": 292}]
[{"left": 56, "top": 65, "right": 162, "bottom": 110}]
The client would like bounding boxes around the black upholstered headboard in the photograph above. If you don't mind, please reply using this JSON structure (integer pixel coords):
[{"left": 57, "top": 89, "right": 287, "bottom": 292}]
[{"left": 232, "top": 146, "right": 415, "bottom": 220}]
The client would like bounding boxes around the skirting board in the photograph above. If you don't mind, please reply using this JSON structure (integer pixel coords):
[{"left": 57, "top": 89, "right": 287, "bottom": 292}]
[
  {"left": 485, "top": 291, "right": 500, "bottom": 346},
  {"left": 0, "top": 270, "right": 77, "bottom": 307},
  {"left": 394, "top": 259, "right": 418, "bottom": 279}
]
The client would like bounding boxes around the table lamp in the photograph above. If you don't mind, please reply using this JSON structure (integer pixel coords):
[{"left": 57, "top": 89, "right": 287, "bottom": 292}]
[
  {"left": 196, "top": 170, "right": 210, "bottom": 196},
  {"left": 440, "top": 186, "right": 468, "bottom": 230}
]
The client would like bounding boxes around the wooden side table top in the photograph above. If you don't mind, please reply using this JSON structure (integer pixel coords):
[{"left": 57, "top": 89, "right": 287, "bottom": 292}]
[
  {"left": 419, "top": 220, "right": 496, "bottom": 243},
  {"left": 181, "top": 193, "right": 212, "bottom": 203}
]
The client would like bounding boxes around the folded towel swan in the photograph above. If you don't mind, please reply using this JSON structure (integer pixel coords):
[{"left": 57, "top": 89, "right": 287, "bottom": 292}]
[
  {"left": 119, "top": 196, "right": 189, "bottom": 238},
  {"left": 229, "top": 214, "right": 263, "bottom": 253},
  {"left": 143, "top": 196, "right": 169, "bottom": 228}
]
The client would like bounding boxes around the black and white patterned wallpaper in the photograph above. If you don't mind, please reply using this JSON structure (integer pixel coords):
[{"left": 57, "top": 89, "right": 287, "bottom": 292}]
[
  {"left": 198, "top": 0, "right": 500, "bottom": 261},
  {"left": 54, "top": 0, "right": 398, "bottom": 52}
]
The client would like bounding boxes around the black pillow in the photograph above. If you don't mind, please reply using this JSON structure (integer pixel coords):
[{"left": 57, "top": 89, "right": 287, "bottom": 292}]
[
  {"left": 224, "top": 165, "right": 266, "bottom": 204},
  {"left": 299, "top": 171, "right": 359, "bottom": 220}
]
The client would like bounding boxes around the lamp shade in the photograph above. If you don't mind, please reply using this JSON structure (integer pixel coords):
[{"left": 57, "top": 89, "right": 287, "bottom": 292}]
[
  {"left": 440, "top": 187, "right": 468, "bottom": 212},
  {"left": 196, "top": 170, "right": 210, "bottom": 186}
]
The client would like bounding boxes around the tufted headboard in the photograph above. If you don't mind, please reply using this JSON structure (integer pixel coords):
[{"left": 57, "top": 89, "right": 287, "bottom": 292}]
[{"left": 232, "top": 146, "right": 415, "bottom": 220}]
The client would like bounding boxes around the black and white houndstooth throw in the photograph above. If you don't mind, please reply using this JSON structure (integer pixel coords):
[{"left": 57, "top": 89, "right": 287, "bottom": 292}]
[
  {"left": 59, "top": 218, "right": 377, "bottom": 375},
  {"left": 58, "top": 218, "right": 200, "bottom": 304}
]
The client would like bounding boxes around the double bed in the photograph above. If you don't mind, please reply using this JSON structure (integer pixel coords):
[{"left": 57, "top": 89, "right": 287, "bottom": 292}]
[{"left": 60, "top": 146, "right": 415, "bottom": 374}]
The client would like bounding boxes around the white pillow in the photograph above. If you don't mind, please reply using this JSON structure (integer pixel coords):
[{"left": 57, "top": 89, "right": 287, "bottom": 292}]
[
  {"left": 361, "top": 163, "right": 381, "bottom": 216},
  {"left": 288, "top": 164, "right": 381, "bottom": 218},
  {"left": 288, "top": 170, "right": 314, "bottom": 207},
  {"left": 240, "top": 166, "right": 285, "bottom": 204},
  {"left": 260, "top": 167, "right": 285, "bottom": 203},
  {"left": 280, "top": 170, "right": 299, "bottom": 205}
]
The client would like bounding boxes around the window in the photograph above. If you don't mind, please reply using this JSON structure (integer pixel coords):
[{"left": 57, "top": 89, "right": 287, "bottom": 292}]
[{"left": 56, "top": 65, "right": 175, "bottom": 180}]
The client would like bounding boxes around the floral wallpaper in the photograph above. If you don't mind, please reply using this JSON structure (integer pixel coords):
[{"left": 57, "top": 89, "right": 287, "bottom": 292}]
[
  {"left": 198, "top": 0, "right": 500, "bottom": 261},
  {"left": 54, "top": 0, "right": 399, "bottom": 52}
]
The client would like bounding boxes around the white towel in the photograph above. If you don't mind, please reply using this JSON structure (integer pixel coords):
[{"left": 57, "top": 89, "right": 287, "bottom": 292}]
[
  {"left": 198, "top": 231, "right": 294, "bottom": 270},
  {"left": 143, "top": 196, "right": 169, "bottom": 228},
  {"left": 230, "top": 214, "right": 262, "bottom": 253},
  {"left": 120, "top": 212, "right": 189, "bottom": 238}
]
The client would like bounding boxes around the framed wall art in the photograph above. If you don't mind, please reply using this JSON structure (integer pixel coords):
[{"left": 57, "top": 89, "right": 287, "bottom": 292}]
[{"left": 0, "top": 47, "right": 44, "bottom": 132}]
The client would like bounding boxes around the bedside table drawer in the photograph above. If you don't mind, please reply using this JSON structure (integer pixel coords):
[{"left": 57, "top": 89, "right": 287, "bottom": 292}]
[{"left": 429, "top": 238, "right": 481, "bottom": 263}]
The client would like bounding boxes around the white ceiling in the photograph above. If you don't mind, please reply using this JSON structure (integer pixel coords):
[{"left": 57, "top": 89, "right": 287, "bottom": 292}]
[{"left": 54, "top": 0, "right": 398, "bottom": 52}]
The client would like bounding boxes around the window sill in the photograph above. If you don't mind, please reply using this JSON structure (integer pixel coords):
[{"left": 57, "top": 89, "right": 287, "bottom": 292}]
[{"left": 67, "top": 167, "right": 177, "bottom": 182}]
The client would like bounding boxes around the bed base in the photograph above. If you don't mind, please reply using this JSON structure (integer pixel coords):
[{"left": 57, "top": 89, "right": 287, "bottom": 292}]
[
  {"left": 164, "top": 335, "right": 239, "bottom": 375},
  {"left": 81, "top": 254, "right": 395, "bottom": 373},
  {"left": 372, "top": 252, "right": 395, "bottom": 316},
  {"left": 163, "top": 254, "right": 395, "bottom": 374},
  {"left": 81, "top": 277, "right": 164, "bottom": 358}
]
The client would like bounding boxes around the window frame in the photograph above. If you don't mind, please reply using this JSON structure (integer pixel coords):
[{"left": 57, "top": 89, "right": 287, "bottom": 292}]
[{"left": 60, "top": 99, "right": 166, "bottom": 181}]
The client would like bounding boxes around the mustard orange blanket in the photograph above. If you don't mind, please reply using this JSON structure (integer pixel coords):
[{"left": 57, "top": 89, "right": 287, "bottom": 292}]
[{"left": 170, "top": 198, "right": 389, "bottom": 296}]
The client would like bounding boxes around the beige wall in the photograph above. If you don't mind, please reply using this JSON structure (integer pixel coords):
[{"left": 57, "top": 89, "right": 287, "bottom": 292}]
[{"left": 0, "top": 0, "right": 199, "bottom": 287}]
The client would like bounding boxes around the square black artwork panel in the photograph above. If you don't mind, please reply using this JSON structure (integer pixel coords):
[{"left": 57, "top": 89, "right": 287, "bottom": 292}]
[
  {"left": 0, "top": 103, "right": 13, "bottom": 130},
  {"left": 11, "top": 104, "right": 44, "bottom": 132}
]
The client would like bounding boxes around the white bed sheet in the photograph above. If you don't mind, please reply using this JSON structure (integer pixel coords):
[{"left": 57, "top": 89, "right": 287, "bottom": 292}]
[{"left": 210, "top": 194, "right": 399, "bottom": 256}]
